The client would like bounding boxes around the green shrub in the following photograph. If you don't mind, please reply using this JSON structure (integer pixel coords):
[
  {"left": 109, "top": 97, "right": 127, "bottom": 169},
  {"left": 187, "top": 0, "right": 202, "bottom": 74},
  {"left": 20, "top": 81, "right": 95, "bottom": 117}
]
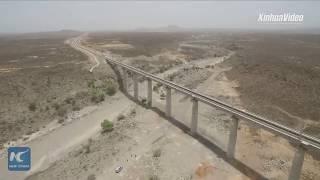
[
  {"left": 101, "top": 119, "right": 113, "bottom": 133},
  {"left": 91, "top": 90, "right": 105, "bottom": 103}
]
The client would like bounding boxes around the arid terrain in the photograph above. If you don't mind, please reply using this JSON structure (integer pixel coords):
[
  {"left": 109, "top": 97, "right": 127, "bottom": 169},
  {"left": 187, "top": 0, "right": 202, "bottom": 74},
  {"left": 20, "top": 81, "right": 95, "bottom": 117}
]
[
  {"left": 86, "top": 31, "right": 320, "bottom": 136},
  {"left": 0, "top": 31, "right": 118, "bottom": 149},
  {"left": 83, "top": 31, "right": 320, "bottom": 179},
  {"left": 0, "top": 30, "right": 319, "bottom": 180},
  {"left": 223, "top": 33, "right": 320, "bottom": 136}
]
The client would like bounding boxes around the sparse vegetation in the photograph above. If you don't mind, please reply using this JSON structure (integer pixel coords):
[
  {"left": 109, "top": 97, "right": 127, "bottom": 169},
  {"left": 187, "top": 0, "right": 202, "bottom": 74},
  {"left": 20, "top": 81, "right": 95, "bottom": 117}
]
[
  {"left": 130, "top": 109, "right": 136, "bottom": 116},
  {"left": 58, "top": 118, "right": 64, "bottom": 124},
  {"left": 57, "top": 106, "right": 67, "bottom": 117},
  {"left": 117, "top": 114, "right": 125, "bottom": 121},
  {"left": 72, "top": 105, "right": 81, "bottom": 111},
  {"left": 153, "top": 148, "right": 161, "bottom": 158},
  {"left": 105, "top": 85, "right": 116, "bottom": 96},
  {"left": 101, "top": 119, "right": 114, "bottom": 133},
  {"left": 28, "top": 102, "right": 37, "bottom": 112},
  {"left": 87, "top": 32, "right": 188, "bottom": 57},
  {"left": 53, "top": 103, "right": 60, "bottom": 110},
  {"left": 87, "top": 174, "right": 96, "bottom": 180},
  {"left": 87, "top": 80, "right": 95, "bottom": 88},
  {"left": 88, "top": 79, "right": 117, "bottom": 103},
  {"left": 84, "top": 138, "right": 93, "bottom": 154},
  {"left": 0, "top": 32, "right": 119, "bottom": 150},
  {"left": 149, "top": 174, "right": 160, "bottom": 180},
  {"left": 90, "top": 89, "right": 105, "bottom": 103},
  {"left": 141, "top": 98, "right": 147, "bottom": 105},
  {"left": 64, "top": 97, "right": 75, "bottom": 105}
]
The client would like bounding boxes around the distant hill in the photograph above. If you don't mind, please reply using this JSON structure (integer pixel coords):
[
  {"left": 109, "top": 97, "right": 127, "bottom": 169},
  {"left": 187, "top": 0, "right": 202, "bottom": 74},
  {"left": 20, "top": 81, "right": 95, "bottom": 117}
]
[
  {"left": 134, "top": 25, "right": 187, "bottom": 32},
  {"left": 0, "top": 30, "right": 83, "bottom": 39}
]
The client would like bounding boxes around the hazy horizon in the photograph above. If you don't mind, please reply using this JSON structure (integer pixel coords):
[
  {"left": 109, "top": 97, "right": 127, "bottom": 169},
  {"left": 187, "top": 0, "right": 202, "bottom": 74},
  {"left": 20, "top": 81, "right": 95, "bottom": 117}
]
[{"left": 0, "top": 1, "right": 319, "bottom": 33}]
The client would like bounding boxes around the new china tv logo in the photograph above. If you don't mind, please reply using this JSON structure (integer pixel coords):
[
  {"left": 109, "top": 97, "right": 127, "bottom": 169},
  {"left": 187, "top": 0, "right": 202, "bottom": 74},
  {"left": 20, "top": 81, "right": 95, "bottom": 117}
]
[{"left": 8, "top": 147, "right": 31, "bottom": 171}]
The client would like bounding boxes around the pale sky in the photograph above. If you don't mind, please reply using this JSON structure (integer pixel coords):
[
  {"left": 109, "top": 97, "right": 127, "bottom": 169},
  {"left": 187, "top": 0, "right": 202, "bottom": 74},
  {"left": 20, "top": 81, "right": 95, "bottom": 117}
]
[{"left": 0, "top": 1, "right": 319, "bottom": 33}]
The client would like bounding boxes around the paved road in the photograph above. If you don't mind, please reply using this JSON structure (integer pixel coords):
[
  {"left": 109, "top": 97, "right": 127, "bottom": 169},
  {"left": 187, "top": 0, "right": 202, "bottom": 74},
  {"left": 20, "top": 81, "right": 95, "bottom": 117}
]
[
  {"left": 0, "top": 36, "right": 133, "bottom": 180},
  {"left": 0, "top": 93, "right": 133, "bottom": 180}
]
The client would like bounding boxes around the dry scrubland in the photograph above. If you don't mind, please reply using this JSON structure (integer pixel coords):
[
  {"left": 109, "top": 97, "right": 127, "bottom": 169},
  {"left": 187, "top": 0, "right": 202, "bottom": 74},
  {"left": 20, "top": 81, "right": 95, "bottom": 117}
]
[
  {"left": 87, "top": 31, "right": 320, "bottom": 138},
  {"left": 83, "top": 31, "right": 320, "bottom": 180},
  {"left": 1, "top": 30, "right": 320, "bottom": 180},
  {"left": 0, "top": 31, "right": 117, "bottom": 148},
  {"left": 222, "top": 33, "right": 320, "bottom": 137},
  {"left": 89, "top": 32, "right": 320, "bottom": 136}
]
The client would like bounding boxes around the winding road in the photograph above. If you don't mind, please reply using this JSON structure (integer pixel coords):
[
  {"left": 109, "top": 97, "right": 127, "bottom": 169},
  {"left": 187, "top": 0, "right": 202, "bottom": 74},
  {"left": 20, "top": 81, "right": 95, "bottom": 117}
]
[
  {"left": 67, "top": 34, "right": 101, "bottom": 72},
  {"left": 0, "top": 34, "right": 134, "bottom": 180}
]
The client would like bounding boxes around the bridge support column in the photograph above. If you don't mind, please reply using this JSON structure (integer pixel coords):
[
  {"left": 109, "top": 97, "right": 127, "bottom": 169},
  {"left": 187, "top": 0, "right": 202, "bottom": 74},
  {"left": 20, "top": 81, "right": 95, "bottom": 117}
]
[
  {"left": 190, "top": 96, "right": 198, "bottom": 135},
  {"left": 227, "top": 115, "right": 239, "bottom": 159},
  {"left": 133, "top": 73, "right": 139, "bottom": 99},
  {"left": 166, "top": 86, "right": 171, "bottom": 117},
  {"left": 288, "top": 143, "right": 306, "bottom": 180},
  {"left": 147, "top": 78, "right": 152, "bottom": 107},
  {"left": 122, "top": 68, "right": 128, "bottom": 92}
]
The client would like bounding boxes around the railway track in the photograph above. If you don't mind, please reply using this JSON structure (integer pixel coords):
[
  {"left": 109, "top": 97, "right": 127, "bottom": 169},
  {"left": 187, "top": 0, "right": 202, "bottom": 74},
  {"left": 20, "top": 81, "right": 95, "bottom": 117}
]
[{"left": 107, "top": 57, "right": 320, "bottom": 180}]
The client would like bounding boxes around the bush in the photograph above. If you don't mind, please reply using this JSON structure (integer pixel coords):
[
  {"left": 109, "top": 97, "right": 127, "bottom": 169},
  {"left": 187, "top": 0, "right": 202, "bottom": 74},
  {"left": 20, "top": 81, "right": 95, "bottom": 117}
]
[
  {"left": 28, "top": 102, "right": 37, "bottom": 111},
  {"left": 52, "top": 103, "right": 60, "bottom": 110},
  {"left": 91, "top": 90, "right": 105, "bottom": 103},
  {"left": 101, "top": 119, "right": 113, "bottom": 133},
  {"left": 87, "top": 80, "right": 95, "bottom": 88},
  {"left": 153, "top": 148, "right": 161, "bottom": 158},
  {"left": 84, "top": 138, "right": 93, "bottom": 154},
  {"left": 130, "top": 109, "right": 136, "bottom": 116},
  {"left": 57, "top": 107, "right": 67, "bottom": 117},
  {"left": 72, "top": 105, "right": 81, "bottom": 111},
  {"left": 149, "top": 175, "right": 159, "bottom": 180},
  {"left": 87, "top": 174, "right": 96, "bottom": 180},
  {"left": 64, "top": 97, "right": 75, "bottom": 105},
  {"left": 58, "top": 118, "right": 64, "bottom": 124},
  {"left": 141, "top": 98, "right": 147, "bottom": 105},
  {"left": 106, "top": 85, "right": 116, "bottom": 96}
]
